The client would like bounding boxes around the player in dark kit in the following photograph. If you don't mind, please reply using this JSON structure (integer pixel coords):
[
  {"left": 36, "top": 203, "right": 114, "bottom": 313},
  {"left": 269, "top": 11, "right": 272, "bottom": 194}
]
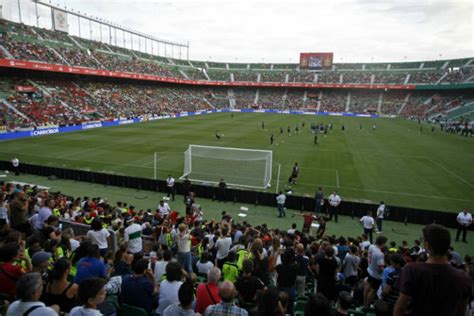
[
  {"left": 289, "top": 162, "right": 299, "bottom": 184},
  {"left": 280, "top": 127, "right": 284, "bottom": 135},
  {"left": 287, "top": 126, "right": 291, "bottom": 135},
  {"left": 270, "top": 133, "right": 274, "bottom": 145},
  {"left": 341, "top": 124, "right": 345, "bottom": 131},
  {"left": 261, "top": 121, "right": 265, "bottom": 130},
  {"left": 302, "top": 121, "right": 305, "bottom": 128},
  {"left": 295, "top": 125, "right": 299, "bottom": 134},
  {"left": 314, "top": 134, "right": 318, "bottom": 146},
  {"left": 215, "top": 130, "right": 221, "bottom": 140}
]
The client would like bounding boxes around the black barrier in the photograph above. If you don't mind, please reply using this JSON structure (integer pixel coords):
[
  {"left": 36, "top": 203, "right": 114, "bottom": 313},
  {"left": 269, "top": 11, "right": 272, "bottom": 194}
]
[{"left": 2, "top": 160, "right": 470, "bottom": 230}]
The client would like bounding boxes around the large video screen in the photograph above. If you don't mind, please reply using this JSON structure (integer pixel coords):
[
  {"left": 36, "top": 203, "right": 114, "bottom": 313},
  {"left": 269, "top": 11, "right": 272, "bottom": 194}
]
[{"left": 300, "top": 53, "right": 333, "bottom": 70}]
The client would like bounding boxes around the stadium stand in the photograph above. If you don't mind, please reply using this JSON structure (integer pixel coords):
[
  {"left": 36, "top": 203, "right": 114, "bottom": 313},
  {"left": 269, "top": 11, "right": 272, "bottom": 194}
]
[{"left": 0, "top": 181, "right": 470, "bottom": 316}]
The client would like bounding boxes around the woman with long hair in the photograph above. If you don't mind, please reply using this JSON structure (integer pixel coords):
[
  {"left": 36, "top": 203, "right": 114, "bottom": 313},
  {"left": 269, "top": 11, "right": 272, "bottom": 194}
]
[{"left": 41, "top": 257, "right": 79, "bottom": 313}]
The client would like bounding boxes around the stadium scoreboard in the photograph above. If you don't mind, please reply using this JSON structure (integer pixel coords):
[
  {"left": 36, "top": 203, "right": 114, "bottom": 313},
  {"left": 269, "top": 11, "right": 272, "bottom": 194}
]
[{"left": 300, "top": 52, "right": 333, "bottom": 70}]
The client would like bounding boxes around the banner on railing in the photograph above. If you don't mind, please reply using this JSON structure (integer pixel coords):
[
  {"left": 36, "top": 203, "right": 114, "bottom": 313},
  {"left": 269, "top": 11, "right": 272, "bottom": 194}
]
[
  {"left": 0, "top": 59, "right": 418, "bottom": 90},
  {"left": 0, "top": 109, "right": 379, "bottom": 141}
]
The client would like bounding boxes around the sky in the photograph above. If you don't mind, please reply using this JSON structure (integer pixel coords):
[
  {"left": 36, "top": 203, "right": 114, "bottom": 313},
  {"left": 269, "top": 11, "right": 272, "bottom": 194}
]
[{"left": 2, "top": 0, "right": 473, "bottom": 63}]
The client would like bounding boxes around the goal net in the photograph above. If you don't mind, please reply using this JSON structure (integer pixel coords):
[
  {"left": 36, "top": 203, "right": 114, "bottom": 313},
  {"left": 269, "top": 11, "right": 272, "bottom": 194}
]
[{"left": 180, "top": 145, "right": 272, "bottom": 189}]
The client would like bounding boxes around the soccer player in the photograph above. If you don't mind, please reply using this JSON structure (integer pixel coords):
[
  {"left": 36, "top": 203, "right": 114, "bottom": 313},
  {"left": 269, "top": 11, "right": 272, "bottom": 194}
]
[
  {"left": 270, "top": 133, "right": 274, "bottom": 145},
  {"left": 373, "top": 124, "right": 376, "bottom": 130},
  {"left": 215, "top": 130, "right": 221, "bottom": 140},
  {"left": 359, "top": 124, "right": 362, "bottom": 130},
  {"left": 314, "top": 134, "right": 318, "bottom": 146},
  {"left": 342, "top": 124, "right": 345, "bottom": 131},
  {"left": 261, "top": 121, "right": 265, "bottom": 130},
  {"left": 287, "top": 126, "right": 291, "bottom": 135},
  {"left": 295, "top": 125, "right": 299, "bottom": 134},
  {"left": 289, "top": 162, "right": 299, "bottom": 184},
  {"left": 280, "top": 127, "right": 284, "bottom": 135},
  {"left": 302, "top": 121, "right": 305, "bottom": 128}
]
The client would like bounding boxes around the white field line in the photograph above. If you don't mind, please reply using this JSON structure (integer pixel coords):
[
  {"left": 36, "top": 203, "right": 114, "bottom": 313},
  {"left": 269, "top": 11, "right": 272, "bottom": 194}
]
[
  {"left": 1, "top": 151, "right": 472, "bottom": 203},
  {"left": 428, "top": 159, "right": 474, "bottom": 188},
  {"left": 141, "top": 155, "right": 168, "bottom": 167}
]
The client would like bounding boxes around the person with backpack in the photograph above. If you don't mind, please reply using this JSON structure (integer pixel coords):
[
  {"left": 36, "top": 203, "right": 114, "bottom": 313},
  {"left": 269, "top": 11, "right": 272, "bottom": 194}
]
[{"left": 6, "top": 272, "right": 59, "bottom": 316}]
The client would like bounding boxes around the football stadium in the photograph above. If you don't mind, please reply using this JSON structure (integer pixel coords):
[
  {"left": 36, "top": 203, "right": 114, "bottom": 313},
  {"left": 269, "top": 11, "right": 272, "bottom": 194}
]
[{"left": 0, "top": 0, "right": 473, "bottom": 315}]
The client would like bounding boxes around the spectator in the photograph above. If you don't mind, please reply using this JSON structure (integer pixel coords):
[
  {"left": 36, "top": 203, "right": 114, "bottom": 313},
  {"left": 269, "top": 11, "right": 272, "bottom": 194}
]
[
  {"left": 304, "top": 293, "right": 332, "bottom": 316},
  {"left": 6, "top": 272, "right": 58, "bottom": 316},
  {"left": 0, "top": 242, "right": 29, "bottom": 301},
  {"left": 276, "top": 248, "right": 298, "bottom": 315},
  {"left": 195, "top": 267, "right": 222, "bottom": 314},
  {"left": 87, "top": 218, "right": 110, "bottom": 257},
  {"left": 235, "top": 259, "right": 265, "bottom": 312},
  {"left": 157, "top": 261, "right": 184, "bottom": 315},
  {"left": 196, "top": 251, "right": 214, "bottom": 275},
  {"left": 316, "top": 246, "right": 338, "bottom": 302},
  {"left": 341, "top": 244, "right": 360, "bottom": 287},
  {"left": 177, "top": 223, "right": 193, "bottom": 273},
  {"left": 155, "top": 249, "right": 172, "bottom": 283},
  {"left": 380, "top": 253, "right": 405, "bottom": 313},
  {"left": 215, "top": 228, "right": 232, "bottom": 269},
  {"left": 124, "top": 218, "right": 143, "bottom": 254},
  {"left": 364, "top": 235, "right": 387, "bottom": 308},
  {"left": 394, "top": 224, "right": 471, "bottom": 316},
  {"left": 41, "top": 257, "right": 78, "bottom": 313},
  {"left": 334, "top": 291, "right": 353, "bottom": 316},
  {"left": 204, "top": 281, "right": 248, "bottom": 316},
  {"left": 295, "top": 243, "right": 310, "bottom": 297},
  {"left": 163, "top": 280, "right": 197, "bottom": 316},
  {"left": 222, "top": 251, "right": 239, "bottom": 282},
  {"left": 9, "top": 191, "right": 31, "bottom": 235},
  {"left": 121, "top": 258, "right": 157, "bottom": 315},
  {"left": 74, "top": 243, "right": 107, "bottom": 284},
  {"left": 158, "top": 200, "right": 171, "bottom": 218},
  {"left": 111, "top": 242, "right": 133, "bottom": 277},
  {"left": 31, "top": 250, "right": 51, "bottom": 277},
  {"left": 69, "top": 278, "right": 107, "bottom": 316},
  {"left": 256, "top": 287, "right": 285, "bottom": 316}
]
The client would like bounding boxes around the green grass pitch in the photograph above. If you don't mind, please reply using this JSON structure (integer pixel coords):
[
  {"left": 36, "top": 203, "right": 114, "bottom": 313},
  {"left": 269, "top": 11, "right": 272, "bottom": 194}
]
[{"left": 1, "top": 112, "right": 473, "bottom": 212}]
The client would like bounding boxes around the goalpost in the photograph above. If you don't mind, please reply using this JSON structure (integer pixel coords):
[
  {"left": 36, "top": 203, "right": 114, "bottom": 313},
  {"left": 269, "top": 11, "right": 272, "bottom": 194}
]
[{"left": 180, "top": 145, "right": 273, "bottom": 189}]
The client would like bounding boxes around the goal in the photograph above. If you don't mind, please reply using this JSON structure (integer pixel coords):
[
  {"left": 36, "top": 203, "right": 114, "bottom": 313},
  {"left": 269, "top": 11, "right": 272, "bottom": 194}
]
[{"left": 180, "top": 145, "right": 272, "bottom": 189}]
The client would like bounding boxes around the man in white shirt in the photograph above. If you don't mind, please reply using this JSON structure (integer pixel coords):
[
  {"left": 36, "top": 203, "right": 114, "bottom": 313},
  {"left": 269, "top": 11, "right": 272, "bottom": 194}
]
[
  {"left": 158, "top": 200, "right": 171, "bottom": 218},
  {"left": 6, "top": 273, "right": 59, "bottom": 316},
  {"left": 215, "top": 228, "right": 232, "bottom": 269},
  {"left": 166, "top": 175, "right": 176, "bottom": 201},
  {"left": 124, "top": 219, "right": 143, "bottom": 254},
  {"left": 360, "top": 211, "right": 375, "bottom": 244},
  {"left": 376, "top": 201, "right": 385, "bottom": 233},
  {"left": 176, "top": 223, "right": 192, "bottom": 272},
  {"left": 11, "top": 157, "right": 20, "bottom": 176},
  {"left": 328, "top": 191, "right": 342, "bottom": 223},
  {"left": 276, "top": 191, "right": 286, "bottom": 218},
  {"left": 455, "top": 209, "right": 472, "bottom": 243}
]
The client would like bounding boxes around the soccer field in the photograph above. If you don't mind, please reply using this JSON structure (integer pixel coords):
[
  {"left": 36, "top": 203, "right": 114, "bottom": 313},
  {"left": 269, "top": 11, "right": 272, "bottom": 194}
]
[{"left": 2, "top": 112, "right": 473, "bottom": 212}]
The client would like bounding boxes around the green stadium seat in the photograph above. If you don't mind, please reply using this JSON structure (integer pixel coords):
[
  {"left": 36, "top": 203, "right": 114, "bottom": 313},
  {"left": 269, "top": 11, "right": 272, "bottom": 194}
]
[
  {"left": 121, "top": 303, "right": 148, "bottom": 316},
  {"left": 106, "top": 294, "right": 120, "bottom": 311}
]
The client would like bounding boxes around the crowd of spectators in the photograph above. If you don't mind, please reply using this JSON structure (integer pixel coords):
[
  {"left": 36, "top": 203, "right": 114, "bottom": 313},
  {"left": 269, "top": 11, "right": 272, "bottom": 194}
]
[
  {"left": 258, "top": 90, "right": 285, "bottom": 109},
  {"left": 259, "top": 72, "right": 287, "bottom": 83},
  {"left": 288, "top": 72, "right": 316, "bottom": 83},
  {"left": 408, "top": 71, "right": 444, "bottom": 84},
  {"left": 1, "top": 34, "right": 64, "bottom": 65},
  {"left": 284, "top": 90, "right": 305, "bottom": 109},
  {"left": 320, "top": 90, "right": 348, "bottom": 112},
  {"left": 207, "top": 70, "right": 231, "bottom": 82},
  {"left": 233, "top": 71, "right": 258, "bottom": 82},
  {"left": 349, "top": 92, "right": 379, "bottom": 113},
  {"left": 0, "top": 181, "right": 471, "bottom": 316},
  {"left": 342, "top": 72, "right": 373, "bottom": 84},
  {"left": 380, "top": 92, "right": 407, "bottom": 115},
  {"left": 233, "top": 90, "right": 257, "bottom": 109},
  {"left": 318, "top": 73, "right": 342, "bottom": 84}
]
